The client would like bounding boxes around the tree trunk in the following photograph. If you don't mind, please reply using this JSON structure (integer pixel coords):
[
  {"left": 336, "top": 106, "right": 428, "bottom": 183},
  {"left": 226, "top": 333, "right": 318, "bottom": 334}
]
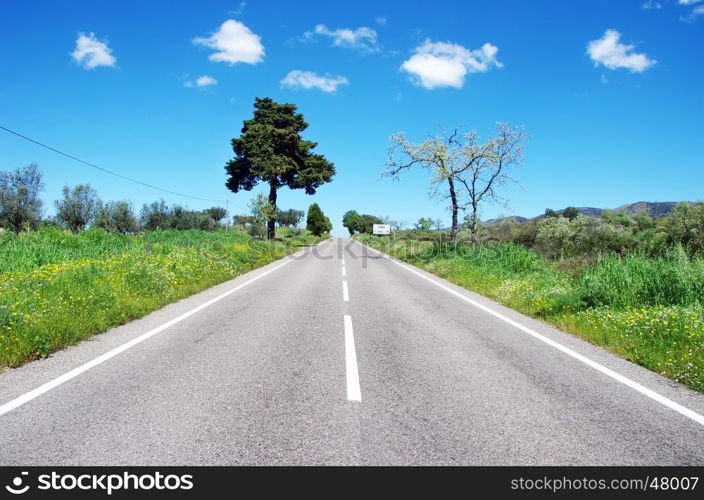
[
  {"left": 448, "top": 177, "right": 458, "bottom": 246},
  {"left": 267, "top": 183, "right": 277, "bottom": 240},
  {"left": 469, "top": 202, "right": 479, "bottom": 244}
]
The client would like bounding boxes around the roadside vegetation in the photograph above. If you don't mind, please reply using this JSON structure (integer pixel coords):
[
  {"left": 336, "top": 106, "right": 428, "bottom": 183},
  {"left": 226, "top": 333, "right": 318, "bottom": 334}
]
[
  {"left": 0, "top": 227, "right": 322, "bottom": 368},
  {"left": 344, "top": 122, "right": 704, "bottom": 392},
  {"left": 0, "top": 96, "right": 336, "bottom": 368},
  {"left": 355, "top": 204, "right": 704, "bottom": 392}
]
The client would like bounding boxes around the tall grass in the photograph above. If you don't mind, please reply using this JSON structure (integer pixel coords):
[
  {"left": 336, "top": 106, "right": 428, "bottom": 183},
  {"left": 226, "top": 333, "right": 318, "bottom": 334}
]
[
  {"left": 579, "top": 246, "right": 704, "bottom": 308},
  {"left": 0, "top": 227, "right": 317, "bottom": 368},
  {"left": 356, "top": 234, "right": 704, "bottom": 392}
]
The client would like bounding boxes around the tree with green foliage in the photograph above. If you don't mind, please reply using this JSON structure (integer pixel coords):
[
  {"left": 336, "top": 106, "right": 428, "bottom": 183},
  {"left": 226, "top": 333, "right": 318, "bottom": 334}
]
[
  {"left": 562, "top": 206, "right": 580, "bottom": 220},
  {"left": 276, "top": 208, "right": 304, "bottom": 227},
  {"left": 232, "top": 214, "right": 255, "bottom": 228},
  {"left": 544, "top": 208, "right": 558, "bottom": 218},
  {"left": 306, "top": 203, "right": 332, "bottom": 236},
  {"left": 342, "top": 210, "right": 360, "bottom": 235},
  {"left": 0, "top": 163, "right": 44, "bottom": 233},
  {"left": 170, "top": 206, "right": 217, "bottom": 231},
  {"left": 204, "top": 206, "right": 227, "bottom": 223},
  {"left": 95, "top": 201, "right": 138, "bottom": 234},
  {"left": 666, "top": 202, "right": 704, "bottom": 255},
  {"left": 353, "top": 214, "right": 384, "bottom": 234},
  {"left": 225, "top": 97, "right": 336, "bottom": 240},
  {"left": 248, "top": 193, "right": 275, "bottom": 237},
  {"left": 415, "top": 217, "right": 433, "bottom": 231},
  {"left": 140, "top": 200, "right": 171, "bottom": 230},
  {"left": 55, "top": 184, "right": 101, "bottom": 232}
]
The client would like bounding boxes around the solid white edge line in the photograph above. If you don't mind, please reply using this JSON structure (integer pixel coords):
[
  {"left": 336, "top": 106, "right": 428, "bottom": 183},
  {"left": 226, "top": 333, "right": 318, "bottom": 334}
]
[
  {"left": 354, "top": 240, "right": 704, "bottom": 427},
  {"left": 0, "top": 254, "right": 299, "bottom": 417},
  {"left": 342, "top": 280, "right": 349, "bottom": 302},
  {"left": 344, "top": 315, "right": 362, "bottom": 402}
]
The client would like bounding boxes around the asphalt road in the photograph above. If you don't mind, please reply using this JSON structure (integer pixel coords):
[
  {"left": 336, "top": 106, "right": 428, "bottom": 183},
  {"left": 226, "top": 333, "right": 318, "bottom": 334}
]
[{"left": 0, "top": 238, "right": 703, "bottom": 465}]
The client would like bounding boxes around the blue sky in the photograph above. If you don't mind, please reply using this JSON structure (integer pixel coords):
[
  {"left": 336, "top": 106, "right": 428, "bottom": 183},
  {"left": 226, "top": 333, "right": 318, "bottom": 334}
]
[{"left": 1, "top": 0, "right": 702, "bottom": 236}]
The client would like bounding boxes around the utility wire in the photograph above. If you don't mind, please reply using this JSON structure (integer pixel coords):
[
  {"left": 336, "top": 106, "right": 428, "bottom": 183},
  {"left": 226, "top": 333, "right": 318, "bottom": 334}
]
[{"left": 0, "top": 124, "right": 226, "bottom": 203}]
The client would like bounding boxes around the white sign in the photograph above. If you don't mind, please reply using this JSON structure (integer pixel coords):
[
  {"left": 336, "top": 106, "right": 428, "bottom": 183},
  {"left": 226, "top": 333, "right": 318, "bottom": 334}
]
[{"left": 373, "top": 224, "right": 391, "bottom": 235}]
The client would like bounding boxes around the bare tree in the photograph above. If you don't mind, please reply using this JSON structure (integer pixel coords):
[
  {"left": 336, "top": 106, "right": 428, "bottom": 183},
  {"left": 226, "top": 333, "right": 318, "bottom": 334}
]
[
  {"left": 385, "top": 123, "right": 526, "bottom": 244},
  {"left": 458, "top": 123, "right": 526, "bottom": 242}
]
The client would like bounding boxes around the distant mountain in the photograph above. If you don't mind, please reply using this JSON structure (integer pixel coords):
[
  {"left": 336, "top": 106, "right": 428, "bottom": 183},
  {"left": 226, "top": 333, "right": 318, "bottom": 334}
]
[
  {"left": 614, "top": 201, "right": 680, "bottom": 218},
  {"left": 483, "top": 201, "right": 685, "bottom": 226}
]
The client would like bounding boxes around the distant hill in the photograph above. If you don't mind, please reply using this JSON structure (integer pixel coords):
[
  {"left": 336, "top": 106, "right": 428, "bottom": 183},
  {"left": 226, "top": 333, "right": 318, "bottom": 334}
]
[
  {"left": 614, "top": 201, "right": 680, "bottom": 218},
  {"left": 483, "top": 201, "right": 685, "bottom": 226}
]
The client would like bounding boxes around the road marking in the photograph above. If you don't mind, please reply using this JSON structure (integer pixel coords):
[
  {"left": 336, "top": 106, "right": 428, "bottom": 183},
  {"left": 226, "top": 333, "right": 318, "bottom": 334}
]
[
  {"left": 344, "top": 315, "right": 361, "bottom": 402},
  {"left": 342, "top": 280, "right": 349, "bottom": 302},
  {"left": 341, "top": 266, "right": 346, "bottom": 277},
  {"left": 355, "top": 241, "right": 704, "bottom": 427},
  {"left": 0, "top": 255, "right": 299, "bottom": 418}
]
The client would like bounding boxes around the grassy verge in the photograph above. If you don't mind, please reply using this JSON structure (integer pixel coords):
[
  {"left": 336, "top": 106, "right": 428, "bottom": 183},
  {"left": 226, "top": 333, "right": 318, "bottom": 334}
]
[
  {"left": 0, "top": 227, "right": 323, "bottom": 368},
  {"left": 355, "top": 234, "right": 704, "bottom": 392}
]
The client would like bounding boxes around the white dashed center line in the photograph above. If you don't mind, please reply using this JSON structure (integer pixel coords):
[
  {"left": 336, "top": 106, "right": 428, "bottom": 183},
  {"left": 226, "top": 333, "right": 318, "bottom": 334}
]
[{"left": 344, "top": 315, "right": 361, "bottom": 402}]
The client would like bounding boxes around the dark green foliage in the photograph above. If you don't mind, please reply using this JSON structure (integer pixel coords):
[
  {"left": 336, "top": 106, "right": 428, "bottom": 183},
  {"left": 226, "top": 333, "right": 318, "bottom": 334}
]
[
  {"left": 352, "top": 214, "right": 384, "bottom": 234},
  {"left": 562, "top": 206, "right": 580, "bottom": 220},
  {"left": 342, "top": 210, "right": 360, "bottom": 235},
  {"left": 55, "top": 184, "right": 101, "bottom": 232},
  {"left": 140, "top": 200, "right": 171, "bottom": 230},
  {"left": 204, "top": 206, "right": 227, "bottom": 223},
  {"left": 169, "top": 205, "right": 217, "bottom": 231},
  {"left": 276, "top": 208, "right": 304, "bottom": 227},
  {"left": 138, "top": 200, "right": 218, "bottom": 232},
  {"left": 95, "top": 201, "right": 139, "bottom": 234},
  {"left": 306, "top": 203, "right": 332, "bottom": 236},
  {"left": 544, "top": 208, "right": 558, "bottom": 218},
  {"left": 665, "top": 202, "right": 704, "bottom": 255},
  {"left": 0, "top": 163, "right": 44, "bottom": 233},
  {"left": 232, "top": 214, "right": 255, "bottom": 227},
  {"left": 225, "top": 97, "right": 335, "bottom": 239}
]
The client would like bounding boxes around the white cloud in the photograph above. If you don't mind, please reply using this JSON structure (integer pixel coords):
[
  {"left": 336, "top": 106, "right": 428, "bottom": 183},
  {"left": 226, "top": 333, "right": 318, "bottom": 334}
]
[
  {"left": 183, "top": 75, "right": 218, "bottom": 88},
  {"left": 586, "top": 30, "right": 656, "bottom": 72},
  {"left": 682, "top": 4, "right": 704, "bottom": 21},
  {"left": 678, "top": 0, "right": 702, "bottom": 5},
  {"left": 304, "top": 24, "right": 379, "bottom": 52},
  {"left": 193, "top": 19, "right": 264, "bottom": 65},
  {"left": 71, "top": 33, "right": 116, "bottom": 69},
  {"left": 375, "top": 16, "right": 388, "bottom": 26},
  {"left": 230, "top": 1, "right": 246, "bottom": 14},
  {"left": 400, "top": 39, "right": 502, "bottom": 89},
  {"left": 642, "top": 0, "right": 663, "bottom": 9},
  {"left": 196, "top": 75, "right": 217, "bottom": 86},
  {"left": 280, "top": 70, "right": 349, "bottom": 92}
]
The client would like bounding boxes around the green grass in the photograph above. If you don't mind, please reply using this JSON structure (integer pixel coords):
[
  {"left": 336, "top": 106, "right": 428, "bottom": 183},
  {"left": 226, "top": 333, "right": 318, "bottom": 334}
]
[
  {"left": 355, "top": 234, "right": 704, "bottom": 392},
  {"left": 0, "top": 227, "right": 322, "bottom": 368}
]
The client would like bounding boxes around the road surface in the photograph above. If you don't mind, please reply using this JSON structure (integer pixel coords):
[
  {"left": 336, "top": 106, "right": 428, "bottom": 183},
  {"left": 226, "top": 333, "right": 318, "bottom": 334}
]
[{"left": 0, "top": 238, "right": 702, "bottom": 465}]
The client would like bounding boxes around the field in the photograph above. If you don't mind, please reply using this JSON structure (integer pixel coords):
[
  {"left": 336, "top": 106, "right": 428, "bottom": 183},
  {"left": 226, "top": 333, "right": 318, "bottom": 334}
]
[
  {"left": 0, "top": 227, "right": 319, "bottom": 368},
  {"left": 355, "top": 234, "right": 704, "bottom": 392}
]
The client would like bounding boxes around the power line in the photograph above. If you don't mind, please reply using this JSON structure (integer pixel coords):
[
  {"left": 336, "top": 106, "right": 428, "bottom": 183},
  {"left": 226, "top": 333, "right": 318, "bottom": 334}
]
[{"left": 0, "top": 124, "right": 226, "bottom": 203}]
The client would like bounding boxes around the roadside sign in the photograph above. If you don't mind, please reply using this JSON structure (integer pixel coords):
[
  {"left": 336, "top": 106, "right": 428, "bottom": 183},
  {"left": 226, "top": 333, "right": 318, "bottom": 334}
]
[{"left": 373, "top": 224, "right": 391, "bottom": 235}]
